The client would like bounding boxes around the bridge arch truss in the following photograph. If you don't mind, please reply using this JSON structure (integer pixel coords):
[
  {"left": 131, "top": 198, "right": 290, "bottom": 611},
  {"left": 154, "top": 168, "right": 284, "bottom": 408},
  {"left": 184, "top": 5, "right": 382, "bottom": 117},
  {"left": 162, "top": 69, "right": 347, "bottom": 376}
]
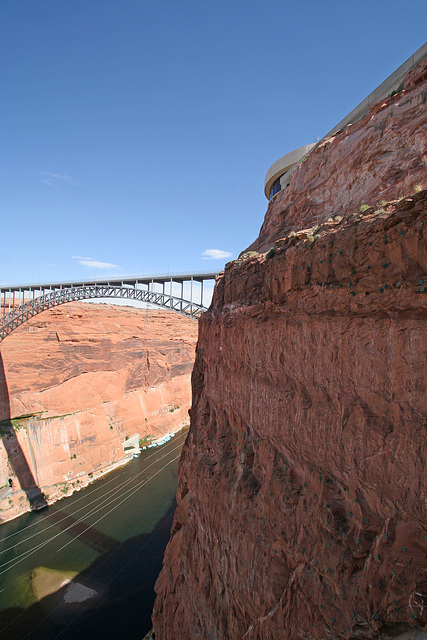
[{"left": 0, "top": 272, "right": 219, "bottom": 341}]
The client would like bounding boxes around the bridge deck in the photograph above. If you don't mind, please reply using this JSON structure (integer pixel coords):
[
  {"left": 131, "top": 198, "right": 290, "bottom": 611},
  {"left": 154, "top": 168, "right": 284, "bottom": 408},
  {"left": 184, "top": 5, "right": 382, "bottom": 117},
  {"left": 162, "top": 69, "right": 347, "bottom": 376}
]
[
  {"left": 0, "top": 271, "right": 219, "bottom": 292},
  {"left": 0, "top": 271, "right": 220, "bottom": 340}
]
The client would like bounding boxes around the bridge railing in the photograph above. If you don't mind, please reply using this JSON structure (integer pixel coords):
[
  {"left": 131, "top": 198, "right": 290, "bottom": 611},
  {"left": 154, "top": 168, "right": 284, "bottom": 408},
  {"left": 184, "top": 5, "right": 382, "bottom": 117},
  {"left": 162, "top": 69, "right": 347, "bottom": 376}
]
[
  {"left": 0, "top": 272, "right": 220, "bottom": 341},
  {"left": 0, "top": 271, "right": 220, "bottom": 292}
]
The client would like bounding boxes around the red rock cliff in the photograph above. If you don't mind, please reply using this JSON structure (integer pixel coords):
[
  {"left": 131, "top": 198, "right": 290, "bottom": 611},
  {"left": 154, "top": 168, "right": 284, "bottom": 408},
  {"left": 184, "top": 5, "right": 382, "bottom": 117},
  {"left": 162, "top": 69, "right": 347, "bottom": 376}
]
[
  {"left": 0, "top": 303, "right": 197, "bottom": 521},
  {"left": 153, "top": 62, "right": 427, "bottom": 638}
]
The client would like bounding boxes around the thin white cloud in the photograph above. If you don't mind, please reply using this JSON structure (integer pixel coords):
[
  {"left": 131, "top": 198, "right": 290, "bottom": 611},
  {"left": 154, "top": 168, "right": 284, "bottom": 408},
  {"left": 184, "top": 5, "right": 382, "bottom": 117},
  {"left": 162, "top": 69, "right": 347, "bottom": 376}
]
[
  {"left": 73, "top": 255, "right": 93, "bottom": 261},
  {"left": 201, "top": 249, "right": 232, "bottom": 260},
  {"left": 40, "top": 172, "right": 77, "bottom": 186},
  {"left": 73, "top": 255, "right": 119, "bottom": 269}
]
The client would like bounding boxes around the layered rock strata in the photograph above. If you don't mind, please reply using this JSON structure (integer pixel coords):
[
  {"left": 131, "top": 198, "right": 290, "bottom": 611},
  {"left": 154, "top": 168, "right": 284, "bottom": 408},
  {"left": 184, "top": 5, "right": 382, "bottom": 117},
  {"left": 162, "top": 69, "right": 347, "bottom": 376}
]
[
  {"left": 250, "top": 60, "right": 427, "bottom": 253},
  {"left": 153, "top": 62, "right": 427, "bottom": 638},
  {"left": 0, "top": 303, "right": 197, "bottom": 521}
]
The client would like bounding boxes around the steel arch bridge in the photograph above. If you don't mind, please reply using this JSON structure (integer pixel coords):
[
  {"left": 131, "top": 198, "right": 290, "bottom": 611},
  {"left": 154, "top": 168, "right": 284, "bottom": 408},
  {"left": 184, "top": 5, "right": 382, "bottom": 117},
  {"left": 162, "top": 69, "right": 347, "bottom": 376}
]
[{"left": 0, "top": 272, "right": 219, "bottom": 342}]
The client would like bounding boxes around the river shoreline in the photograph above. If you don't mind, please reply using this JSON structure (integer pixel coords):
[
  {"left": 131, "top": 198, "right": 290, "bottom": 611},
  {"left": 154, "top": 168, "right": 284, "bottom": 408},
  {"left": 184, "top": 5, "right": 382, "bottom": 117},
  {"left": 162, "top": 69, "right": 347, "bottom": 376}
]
[
  {"left": 0, "top": 432, "right": 183, "bottom": 639},
  {"left": 0, "top": 424, "right": 188, "bottom": 525}
]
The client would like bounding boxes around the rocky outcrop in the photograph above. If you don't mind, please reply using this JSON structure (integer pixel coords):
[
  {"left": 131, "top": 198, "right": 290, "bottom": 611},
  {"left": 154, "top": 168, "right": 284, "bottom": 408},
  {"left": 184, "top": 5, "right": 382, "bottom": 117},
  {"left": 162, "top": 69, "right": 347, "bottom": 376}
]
[
  {"left": 0, "top": 303, "right": 197, "bottom": 521},
  {"left": 249, "top": 60, "right": 427, "bottom": 254},
  {"left": 152, "top": 62, "right": 427, "bottom": 638}
]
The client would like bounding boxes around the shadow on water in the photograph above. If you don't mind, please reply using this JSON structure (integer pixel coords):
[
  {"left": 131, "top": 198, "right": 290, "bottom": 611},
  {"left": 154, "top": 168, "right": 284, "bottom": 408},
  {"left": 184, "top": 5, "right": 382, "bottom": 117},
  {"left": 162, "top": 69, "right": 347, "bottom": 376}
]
[
  {"left": 0, "top": 351, "right": 47, "bottom": 511},
  {"left": 0, "top": 351, "right": 181, "bottom": 638},
  {"left": 0, "top": 496, "right": 176, "bottom": 640},
  {"left": 42, "top": 505, "right": 120, "bottom": 556}
]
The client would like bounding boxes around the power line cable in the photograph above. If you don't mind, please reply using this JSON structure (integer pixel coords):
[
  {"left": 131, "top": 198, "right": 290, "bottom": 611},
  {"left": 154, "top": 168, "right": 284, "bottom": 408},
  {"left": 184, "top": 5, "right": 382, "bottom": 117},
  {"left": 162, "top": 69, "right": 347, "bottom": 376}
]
[
  {"left": 1, "top": 451, "right": 181, "bottom": 639},
  {"left": 0, "top": 430, "right": 187, "bottom": 545},
  {"left": 0, "top": 441, "right": 185, "bottom": 574},
  {"left": 51, "top": 506, "right": 175, "bottom": 640}
]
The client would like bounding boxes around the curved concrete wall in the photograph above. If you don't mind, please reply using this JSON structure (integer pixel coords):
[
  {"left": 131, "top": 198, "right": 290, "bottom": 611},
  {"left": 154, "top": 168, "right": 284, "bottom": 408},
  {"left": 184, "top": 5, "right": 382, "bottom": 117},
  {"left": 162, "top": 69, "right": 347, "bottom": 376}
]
[
  {"left": 264, "top": 143, "right": 316, "bottom": 199},
  {"left": 263, "top": 42, "right": 427, "bottom": 200},
  {"left": 325, "top": 41, "right": 427, "bottom": 138}
]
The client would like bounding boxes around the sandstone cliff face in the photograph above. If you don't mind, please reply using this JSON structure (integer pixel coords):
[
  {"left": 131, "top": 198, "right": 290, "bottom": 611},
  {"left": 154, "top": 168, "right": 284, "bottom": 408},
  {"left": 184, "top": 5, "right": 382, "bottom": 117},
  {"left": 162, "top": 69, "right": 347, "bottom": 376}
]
[
  {"left": 0, "top": 303, "right": 197, "bottom": 521},
  {"left": 248, "top": 61, "right": 427, "bottom": 255},
  {"left": 153, "top": 62, "right": 427, "bottom": 638}
]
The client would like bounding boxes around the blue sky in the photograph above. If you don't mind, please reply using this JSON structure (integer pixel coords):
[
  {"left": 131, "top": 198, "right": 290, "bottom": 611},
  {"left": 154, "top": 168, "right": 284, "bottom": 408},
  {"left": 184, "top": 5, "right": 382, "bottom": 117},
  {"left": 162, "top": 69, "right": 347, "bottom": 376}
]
[{"left": 1, "top": 1, "right": 425, "bottom": 285}]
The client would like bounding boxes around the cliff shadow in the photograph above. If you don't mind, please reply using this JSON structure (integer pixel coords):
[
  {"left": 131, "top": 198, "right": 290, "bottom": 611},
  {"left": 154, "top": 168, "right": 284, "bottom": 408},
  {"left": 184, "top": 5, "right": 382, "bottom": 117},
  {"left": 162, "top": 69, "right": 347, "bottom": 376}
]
[
  {"left": 0, "top": 352, "right": 120, "bottom": 554},
  {"left": 0, "top": 496, "right": 177, "bottom": 640},
  {"left": 0, "top": 351, "right": 47, "bottom": 511}
]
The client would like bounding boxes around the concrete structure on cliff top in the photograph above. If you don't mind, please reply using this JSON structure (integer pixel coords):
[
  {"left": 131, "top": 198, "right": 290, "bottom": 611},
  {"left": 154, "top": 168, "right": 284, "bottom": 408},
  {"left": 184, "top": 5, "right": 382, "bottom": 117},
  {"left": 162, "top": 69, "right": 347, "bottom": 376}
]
[
  {"left": 264, "top": 41, "right": 427, "bottom": 201},
  {"left": 153, "top": 45, "right": 427, "bottom": 639}
]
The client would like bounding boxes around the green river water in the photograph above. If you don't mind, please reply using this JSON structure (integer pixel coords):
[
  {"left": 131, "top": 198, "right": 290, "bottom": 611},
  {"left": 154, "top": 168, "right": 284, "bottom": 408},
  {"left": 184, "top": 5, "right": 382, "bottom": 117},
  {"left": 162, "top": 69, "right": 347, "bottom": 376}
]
[{"left": 0, "top": 428, "right": 187, "bottom": 640}]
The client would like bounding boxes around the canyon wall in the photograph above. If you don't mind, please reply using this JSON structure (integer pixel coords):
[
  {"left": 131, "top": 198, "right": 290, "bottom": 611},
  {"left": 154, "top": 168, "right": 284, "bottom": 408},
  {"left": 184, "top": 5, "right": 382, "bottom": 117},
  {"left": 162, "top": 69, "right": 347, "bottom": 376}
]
[
  {"left": 153, "top": 62, "right": 427, "bottom": 638},
  {"left": 0, "top": 303, "right": 197, "bottom": 521}
]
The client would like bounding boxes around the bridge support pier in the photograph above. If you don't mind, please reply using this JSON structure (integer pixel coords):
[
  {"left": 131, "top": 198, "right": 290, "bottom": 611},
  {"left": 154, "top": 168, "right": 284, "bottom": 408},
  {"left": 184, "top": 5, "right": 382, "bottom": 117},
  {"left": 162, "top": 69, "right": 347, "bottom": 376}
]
[{"left": 0, "top": 271, "right": 218, "bottom": 341}]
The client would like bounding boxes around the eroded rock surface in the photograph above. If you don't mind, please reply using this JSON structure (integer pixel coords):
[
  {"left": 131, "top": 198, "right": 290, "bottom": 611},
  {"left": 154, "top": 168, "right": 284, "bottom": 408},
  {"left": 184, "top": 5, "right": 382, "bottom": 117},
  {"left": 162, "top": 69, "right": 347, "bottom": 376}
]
[
  {"left": 0, "top": 303, "right": 197, "bottom": 521},
  {"left": 153, "top": 62, "right": 427, "bottom": 639},
  {"left": 249, "top": 61, "right": 427, "bottom": 255}
]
